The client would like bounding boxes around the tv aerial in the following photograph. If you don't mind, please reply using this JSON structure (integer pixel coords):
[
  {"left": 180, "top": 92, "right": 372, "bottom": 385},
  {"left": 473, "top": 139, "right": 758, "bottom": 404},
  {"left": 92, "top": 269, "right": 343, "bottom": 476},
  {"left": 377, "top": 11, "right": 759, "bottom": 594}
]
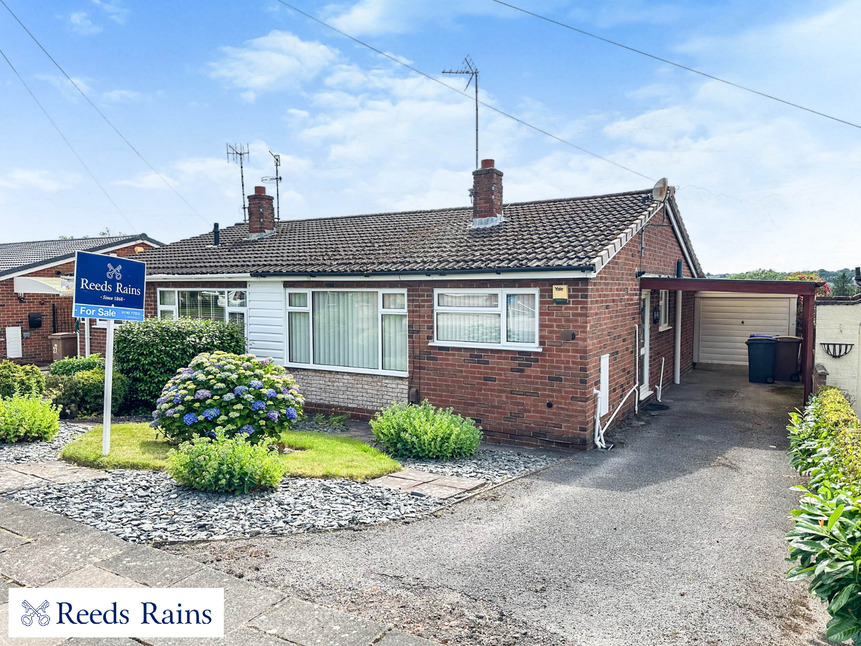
[
  {"left": 443, "top": 55, "right": 479, "bottom": 169},
  {"left": 226, "top": 143, "right": 250, "bottom": 222},
  {"left": 261, "top": 151, "right": 282, "bottom": 222}
]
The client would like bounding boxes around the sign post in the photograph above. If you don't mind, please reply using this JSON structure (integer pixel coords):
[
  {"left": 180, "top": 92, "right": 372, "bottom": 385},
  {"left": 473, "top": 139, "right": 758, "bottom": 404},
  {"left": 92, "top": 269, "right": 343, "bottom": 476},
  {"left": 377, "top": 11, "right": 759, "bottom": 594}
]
[{"left": 72, "top": 251, "right": 146, "bottom": 456}]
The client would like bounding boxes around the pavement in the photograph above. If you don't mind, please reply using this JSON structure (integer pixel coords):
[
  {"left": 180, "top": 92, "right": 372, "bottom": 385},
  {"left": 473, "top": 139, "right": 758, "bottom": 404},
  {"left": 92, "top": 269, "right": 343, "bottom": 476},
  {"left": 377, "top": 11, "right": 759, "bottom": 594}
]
[
  {"left": 0, "top": 497, "right": 440, "bottom": 645},
  {"left": 167, "top": 367, "right": 839, "bottom": 646}
]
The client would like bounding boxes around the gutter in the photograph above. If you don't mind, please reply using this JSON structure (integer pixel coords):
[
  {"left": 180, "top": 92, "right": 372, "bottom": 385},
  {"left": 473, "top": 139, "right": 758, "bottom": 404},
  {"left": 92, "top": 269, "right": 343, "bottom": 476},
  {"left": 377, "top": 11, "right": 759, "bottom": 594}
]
[{"left": 249, "top": 264, "right": 597, "bottom": 278}]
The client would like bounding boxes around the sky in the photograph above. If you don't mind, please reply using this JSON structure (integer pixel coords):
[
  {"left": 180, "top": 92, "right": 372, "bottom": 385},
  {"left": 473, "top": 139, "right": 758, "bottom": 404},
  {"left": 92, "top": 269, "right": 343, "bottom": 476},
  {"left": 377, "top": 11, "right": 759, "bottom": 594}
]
[{"left": 1, "top": 0, "right": 859, "bottom": 274}]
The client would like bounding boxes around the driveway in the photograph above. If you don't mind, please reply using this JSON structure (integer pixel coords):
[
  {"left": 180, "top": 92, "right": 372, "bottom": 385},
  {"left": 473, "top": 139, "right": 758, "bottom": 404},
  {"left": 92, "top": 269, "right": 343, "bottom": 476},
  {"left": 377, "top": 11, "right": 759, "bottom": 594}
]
[{"left": 168, "top": 367, "right": 835, "bottom": 646}]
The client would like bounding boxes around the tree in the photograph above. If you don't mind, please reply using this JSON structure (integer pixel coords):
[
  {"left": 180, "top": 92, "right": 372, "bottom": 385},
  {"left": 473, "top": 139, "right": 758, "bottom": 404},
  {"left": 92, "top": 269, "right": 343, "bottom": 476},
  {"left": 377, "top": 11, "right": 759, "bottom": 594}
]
[
  {"left": 832, "top": 271, "right": 858, "bottom": 297},
  {"left": 726, "top": 268, "right": 786, "bottom": 281}
]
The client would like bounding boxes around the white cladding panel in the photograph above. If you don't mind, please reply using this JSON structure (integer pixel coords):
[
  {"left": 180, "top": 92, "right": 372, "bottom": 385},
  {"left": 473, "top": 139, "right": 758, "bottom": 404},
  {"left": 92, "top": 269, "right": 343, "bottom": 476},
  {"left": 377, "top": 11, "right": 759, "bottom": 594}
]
[
  {"left": 695, "top": 293, "right": 796, "bottom": 365},
  {"left": 246, "top": 282, "right": 286, "bottom": 363}
]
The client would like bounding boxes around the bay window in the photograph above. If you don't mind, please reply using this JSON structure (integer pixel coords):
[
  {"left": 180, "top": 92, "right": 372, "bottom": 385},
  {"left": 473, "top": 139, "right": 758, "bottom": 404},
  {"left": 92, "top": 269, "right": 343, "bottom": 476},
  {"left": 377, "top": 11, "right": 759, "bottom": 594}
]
[
  {"left": 157, "top": 289, "right": 247, "bottom": 333},
  {"left": 433, "top": 288, "right": 539, "bottom": 349},
  {"left": 286, "top": 289, "right": 408, "bottom": 375}
]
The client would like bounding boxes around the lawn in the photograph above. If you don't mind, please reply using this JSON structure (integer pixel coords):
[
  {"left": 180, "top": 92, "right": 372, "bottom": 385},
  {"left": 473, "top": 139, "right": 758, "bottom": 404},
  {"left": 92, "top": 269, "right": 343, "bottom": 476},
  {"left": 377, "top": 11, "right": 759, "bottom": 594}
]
[{"left": 60, "top": 423, "right": 400, "bottom": 481}]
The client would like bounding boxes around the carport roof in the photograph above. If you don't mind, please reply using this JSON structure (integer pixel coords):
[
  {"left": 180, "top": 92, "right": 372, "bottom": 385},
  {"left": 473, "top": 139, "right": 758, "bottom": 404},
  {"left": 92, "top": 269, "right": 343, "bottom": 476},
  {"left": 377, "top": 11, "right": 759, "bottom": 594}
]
[{"left": 639, "top": 277, "right": 821, "bottom": 296}]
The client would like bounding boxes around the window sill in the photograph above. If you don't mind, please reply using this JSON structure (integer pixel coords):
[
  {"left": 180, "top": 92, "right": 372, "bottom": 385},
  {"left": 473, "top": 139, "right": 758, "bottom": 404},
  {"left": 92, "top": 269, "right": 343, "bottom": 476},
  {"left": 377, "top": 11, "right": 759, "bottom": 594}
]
[
  {"left": 283, "top": 363, "right": 409, "bottom": 379},
  {"left": 658, "top": 324, "right": 672, "bottom": 332},
  {"left": 428, "top": 341, "right": 543, "bottom": 353}
]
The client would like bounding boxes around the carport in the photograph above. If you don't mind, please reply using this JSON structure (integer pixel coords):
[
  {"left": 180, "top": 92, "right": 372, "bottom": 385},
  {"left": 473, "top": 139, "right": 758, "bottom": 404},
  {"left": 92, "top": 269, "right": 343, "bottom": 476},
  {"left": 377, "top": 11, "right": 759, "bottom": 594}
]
[{"left": 639, "top": 277, "right": 820, "bottom": 402}]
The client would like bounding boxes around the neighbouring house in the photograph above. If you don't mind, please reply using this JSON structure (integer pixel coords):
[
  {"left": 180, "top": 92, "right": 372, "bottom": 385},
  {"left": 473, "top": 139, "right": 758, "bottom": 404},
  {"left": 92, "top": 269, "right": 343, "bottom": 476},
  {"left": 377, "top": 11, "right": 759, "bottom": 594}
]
[
  {"left": 134, "top": 160, "right": 821, "bottom": 449},
  {"left": 815, "top": 294, "right": 861, "bottom": 413},
  {"left": 0, "top": 235, "right": 162, "bottom": 364}
]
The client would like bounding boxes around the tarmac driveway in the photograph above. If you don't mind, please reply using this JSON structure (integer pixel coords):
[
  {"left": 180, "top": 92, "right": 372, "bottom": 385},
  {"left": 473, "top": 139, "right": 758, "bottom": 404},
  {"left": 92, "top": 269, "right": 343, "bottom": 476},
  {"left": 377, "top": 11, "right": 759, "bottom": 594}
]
[{"left": 169, "top": 367, "right": 835, "bottom": 646}]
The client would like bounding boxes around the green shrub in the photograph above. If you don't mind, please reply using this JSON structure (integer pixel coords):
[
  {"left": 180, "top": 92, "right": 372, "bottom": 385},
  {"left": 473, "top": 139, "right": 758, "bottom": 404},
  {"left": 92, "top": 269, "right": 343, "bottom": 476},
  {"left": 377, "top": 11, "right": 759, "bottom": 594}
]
[
  {"left": 114, "top": 317, "right": 246, "bottom": 413},
  {"left": 48, "top": 368, "right": 129, "bottom": 418},
  {"left": 370, "top": 400, "right": 482, "bottom": 459},
  {"left": 152, "top": 351, "right": 304, "bottom": 445},
  {"left": 49, "top": 354, "right": 105, "bottom": 376},
  {"left": 0, "top": 360, "right": 45, "bottom": 399},
  {"left": 0, "top": 394, "right": 59, "bottom": 442},
  {"left": 167, "top": 434, "right": 286, "bottom": 494},
  {"left": 786, "top": 388, "right": 861, "bottom": 643}
]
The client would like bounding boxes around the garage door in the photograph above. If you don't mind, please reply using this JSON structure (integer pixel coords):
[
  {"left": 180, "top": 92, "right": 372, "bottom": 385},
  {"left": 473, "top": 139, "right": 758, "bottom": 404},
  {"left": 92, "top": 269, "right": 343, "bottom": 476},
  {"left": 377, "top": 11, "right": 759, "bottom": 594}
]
[{"left": 694, "top": 292, "right": 797, "bottom": 365}]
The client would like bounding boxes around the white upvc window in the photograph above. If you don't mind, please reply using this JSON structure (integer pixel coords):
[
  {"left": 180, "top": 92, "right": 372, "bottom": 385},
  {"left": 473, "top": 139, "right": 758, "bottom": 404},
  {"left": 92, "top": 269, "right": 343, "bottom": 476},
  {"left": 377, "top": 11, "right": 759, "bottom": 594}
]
[
  {"left": 156, "top": 288, "right": 247, "bottom": 335},
  {"left": 659, "top": 289, "right": 671, "bottom": 331},
  {"left": 285, "top": 289, "right": 408, "bottom": 377},
  {"left": 432, "top": 288, "right": 540, "bottom": 350}
]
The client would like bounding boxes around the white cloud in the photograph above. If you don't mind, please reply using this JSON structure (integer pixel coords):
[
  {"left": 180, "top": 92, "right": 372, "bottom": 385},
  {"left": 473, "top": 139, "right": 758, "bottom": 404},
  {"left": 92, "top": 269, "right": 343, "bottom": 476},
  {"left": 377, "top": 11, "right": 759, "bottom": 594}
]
[
  {"left": 0, "top": 169, "right": 79, "bottom": 194},
  {"left": 208, "top": 31, "right": 337, "bottom": 100},
  {"left": 92, "top": 0, "right": 128, "bottom": 25},
  {"left": 323, "top": 0, "right": 505, "bottom": 36},
  {"left": 68, "top": 11, "right": 101, "bottom": 35},
  {"left": 101, "top": 89, "right": 146, "bottom": 103},
  {"left": 35, "top": 74, "right": 92, "bottom": 101}
]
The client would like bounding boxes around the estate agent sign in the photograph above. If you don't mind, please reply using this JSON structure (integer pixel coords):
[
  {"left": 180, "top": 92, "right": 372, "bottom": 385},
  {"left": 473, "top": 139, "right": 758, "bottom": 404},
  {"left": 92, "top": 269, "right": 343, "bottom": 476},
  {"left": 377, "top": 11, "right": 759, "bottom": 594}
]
[
  {"left": 72, "top": 251, "right": 146, "bottom": 321},
  {"left": 72, "top": 251, "right": 147, "bottom": 455}
]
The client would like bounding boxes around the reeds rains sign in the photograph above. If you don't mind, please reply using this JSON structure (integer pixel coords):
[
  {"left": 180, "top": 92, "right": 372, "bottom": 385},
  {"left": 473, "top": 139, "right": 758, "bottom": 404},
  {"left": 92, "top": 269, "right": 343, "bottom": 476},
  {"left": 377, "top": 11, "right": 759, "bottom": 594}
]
[{"left": 72, "top": 250, "right": 146, "bottom": 322}]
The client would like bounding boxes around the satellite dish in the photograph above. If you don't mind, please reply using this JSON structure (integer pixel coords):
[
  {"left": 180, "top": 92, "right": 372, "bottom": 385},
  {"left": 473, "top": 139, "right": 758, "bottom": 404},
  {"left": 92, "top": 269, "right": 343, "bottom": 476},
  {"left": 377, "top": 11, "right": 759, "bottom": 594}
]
[{"left": 652, "top": 177, "right": 669, "bottom": 202}]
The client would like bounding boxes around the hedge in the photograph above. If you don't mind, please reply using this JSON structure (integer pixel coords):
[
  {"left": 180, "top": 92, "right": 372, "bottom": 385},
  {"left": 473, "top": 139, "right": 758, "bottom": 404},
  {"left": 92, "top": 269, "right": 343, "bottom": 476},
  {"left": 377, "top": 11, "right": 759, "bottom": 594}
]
[
  {"left": 0, "top": 361, "right": 45, "bottom": 399},
  {"left": 786, "top": 388, "right": 861, "bottom": 644},
  {"left": 114, "top": 318, "right": 245, "bottom": 413}
]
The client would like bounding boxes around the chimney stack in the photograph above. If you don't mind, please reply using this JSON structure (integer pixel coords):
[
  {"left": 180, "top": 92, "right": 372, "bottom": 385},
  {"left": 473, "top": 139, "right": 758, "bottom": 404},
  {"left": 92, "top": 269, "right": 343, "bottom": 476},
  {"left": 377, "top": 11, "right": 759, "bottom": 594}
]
[
  {"left": 472, "top": 159, "right": 503, "bottom": 227},
  {"left": 247, "top": 186, "right": 275, "bottom": 238}
]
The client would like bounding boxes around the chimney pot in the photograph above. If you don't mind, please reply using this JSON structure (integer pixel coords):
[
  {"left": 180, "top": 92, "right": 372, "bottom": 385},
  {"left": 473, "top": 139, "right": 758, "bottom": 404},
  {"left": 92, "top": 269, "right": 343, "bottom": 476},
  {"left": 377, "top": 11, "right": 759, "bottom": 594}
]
[
  {"left": 481, "top": 159, "right": 495, "bottom": 169},
  {"left": 254, "top": 186, "right": 266, "bottom": 195}
]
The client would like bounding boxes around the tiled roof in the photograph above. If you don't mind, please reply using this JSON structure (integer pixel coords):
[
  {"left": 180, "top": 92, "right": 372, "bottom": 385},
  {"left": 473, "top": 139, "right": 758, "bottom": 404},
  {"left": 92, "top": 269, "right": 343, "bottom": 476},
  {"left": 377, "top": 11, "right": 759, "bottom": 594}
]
[
  {"left": 137, "top": 191, "right": 703, "bottom": 277},
  {"left": 0, "top": 235, "right": 162, "bottom": 278}
]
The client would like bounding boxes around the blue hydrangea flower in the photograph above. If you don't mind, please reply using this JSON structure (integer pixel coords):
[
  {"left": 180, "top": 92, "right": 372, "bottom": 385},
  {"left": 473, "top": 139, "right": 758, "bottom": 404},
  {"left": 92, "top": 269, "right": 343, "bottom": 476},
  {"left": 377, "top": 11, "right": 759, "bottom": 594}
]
[
  {"left": 285, "top": 407, "right": 298, "bottom": 421},
  {"left": 202, "top": 407, "right": 221, "bottom": 420},
  {"left": 173, "top": 394, "right": 182, "bottom": 404},
  {"left": 152, "top": 410, "right": 160, "bottom": 419},
  {"left": 249, "top": 379, "right": 264, "bottom": 389},
  {"left": 183, "top": 413, "right": 198, "bottom": 425},
  {"left": 280, "top": 387, "right": 290, "bottom": 395},
  {"left": 165, "top": 408, "right": 177, "bottom": 418},
  {"left": 238, "top": 424, "right": 255, "bottom": 435},
  {"left": 234, "top": 385, "right": 248, "bottom": 395},
  {"left": 194, "top": 389, "right": 212, "bottom": 401},
  {"left": 265, "top": 389, "right": 277, "bottom": 399},
  {"left": 181, "top": 368, "right": 194, "bottom": 376},
  {"left": 222, "top": 393, "right": 235, "bottom": 402},
  {"left": 251, "top": 400, "right": 266, "bottom": 411},
  {"left": 156, "top": 395, "right": 169, "bottom": 405},
  {"left": 266, "top": 410, "right": 279, "bottom": 422}
]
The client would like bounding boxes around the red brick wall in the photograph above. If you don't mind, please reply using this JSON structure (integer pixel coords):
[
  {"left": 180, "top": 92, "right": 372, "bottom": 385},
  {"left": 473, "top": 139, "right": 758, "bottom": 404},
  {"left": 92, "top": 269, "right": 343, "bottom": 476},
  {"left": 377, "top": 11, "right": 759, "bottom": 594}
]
[
  {"left": 585, "top": 209, "right": 696, "bottom": 437},
  {"left": 0, "top": 242, "right": 157, "bottom": 364}
]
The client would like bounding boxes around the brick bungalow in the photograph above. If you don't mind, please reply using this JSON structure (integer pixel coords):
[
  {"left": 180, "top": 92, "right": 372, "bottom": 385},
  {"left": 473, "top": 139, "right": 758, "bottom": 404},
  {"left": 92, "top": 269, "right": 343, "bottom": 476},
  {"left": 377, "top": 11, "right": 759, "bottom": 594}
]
[
  {"left": 0, "top": 235, "right": 161, "bottom": 364},
  {"left": 135, "top": 160, "right": 707, "bottom": 449}
]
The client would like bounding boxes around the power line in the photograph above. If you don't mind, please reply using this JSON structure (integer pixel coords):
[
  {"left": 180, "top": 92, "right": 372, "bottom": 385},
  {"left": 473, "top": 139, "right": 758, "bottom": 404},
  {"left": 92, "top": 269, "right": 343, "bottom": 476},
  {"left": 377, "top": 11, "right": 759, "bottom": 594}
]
[
  {"left": 0, "top": 46, "right": 138, "bottom": 234},
  {"left": 0, "top": 0, "right": 210, "bottom": 223},
  {"left": 492, "top": 0, "right": 861, "bottom": 131},
  {"left": 275, "top": 0, "right": 655, "bottom": 182}
]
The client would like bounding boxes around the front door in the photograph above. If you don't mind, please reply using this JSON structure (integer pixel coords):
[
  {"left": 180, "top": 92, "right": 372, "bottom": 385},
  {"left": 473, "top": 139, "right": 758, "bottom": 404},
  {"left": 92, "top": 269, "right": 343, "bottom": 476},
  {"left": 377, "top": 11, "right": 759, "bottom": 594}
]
[{"left": 639, "top": 290, "right": 651, "bottom": 398}]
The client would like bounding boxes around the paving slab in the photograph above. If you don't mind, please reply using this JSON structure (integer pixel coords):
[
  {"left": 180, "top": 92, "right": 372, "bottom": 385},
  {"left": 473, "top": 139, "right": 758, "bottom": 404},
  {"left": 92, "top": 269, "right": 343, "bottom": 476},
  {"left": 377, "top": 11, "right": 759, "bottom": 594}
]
[
  {"left": 168, "top": 568, "right": 284, "bottom": 636},
  {"left": 248, "top": 597, "right": 388, "bottom": 646},
  {"left": 138, "top": 626, "right": 294, "bottom": 646},
  {"left": 0, "top": 528, "right": 29, "bottom": 553},
  {"left": 45, "top": 564, "right": 143, "bottom": 589},
  {"left": 97, "top": 544, "right": 202, "bottom": 587},
  {"left": 0, "top": 526, "right": 127, "bottom": 586},
  {"left": 407, "top": 483, "right": 467, "bottom": 499},
  {"left": 368, "top": 469, "right": 486, "bottom": 499},
  {"left": 63, "top": 639, "right": 140, "bottom": 645},
  {"left": 376, "top": 629, "right": 441, "bottom": 646},
  {"left": 0, "top": 503, "right": 83, "bottom": 540},
  {"left": 0, "top": 468, "right": 46, "bottom": 494},
  {"left": 386, "top": 469, "right": 439, "bottom": 484},
  {"left": 8, "top": 462, "right": 109, "bottom": 485},
  {"left": 0, "top": 578, "right": 19, "bottom": 605},
  {"left": 0, "top": 602, "right": 66, "bottom": 646},
  {"left": 426, "top": 475, "right": 486, "bottom": 490}
]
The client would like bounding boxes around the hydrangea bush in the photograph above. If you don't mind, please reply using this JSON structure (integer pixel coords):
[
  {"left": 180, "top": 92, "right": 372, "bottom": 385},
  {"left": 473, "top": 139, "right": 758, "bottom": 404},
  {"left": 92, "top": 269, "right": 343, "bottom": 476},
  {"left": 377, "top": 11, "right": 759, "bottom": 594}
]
[{"left": 152, "top": 351, "right": 304, "bottom": 444}]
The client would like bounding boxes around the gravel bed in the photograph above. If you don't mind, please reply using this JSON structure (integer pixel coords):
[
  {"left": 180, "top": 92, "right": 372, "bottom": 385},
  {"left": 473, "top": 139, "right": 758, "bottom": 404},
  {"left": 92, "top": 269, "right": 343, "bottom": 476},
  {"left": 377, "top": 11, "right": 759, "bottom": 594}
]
[
  {"left": 6, "top": 470, "right": 444, "bottom": 544},
  {"left": 401, "top": 449, "right": 559, "bottom": 484},
  {"left": 0, "top": 422, "right": 88, "bottom": 464}
]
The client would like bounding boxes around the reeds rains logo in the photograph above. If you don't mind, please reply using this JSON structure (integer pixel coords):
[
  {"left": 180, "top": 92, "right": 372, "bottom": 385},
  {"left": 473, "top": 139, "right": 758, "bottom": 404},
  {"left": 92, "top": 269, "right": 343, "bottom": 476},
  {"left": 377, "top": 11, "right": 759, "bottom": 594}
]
[{"left": 8, "top": 588, "right": 224, "bottom": 639}]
